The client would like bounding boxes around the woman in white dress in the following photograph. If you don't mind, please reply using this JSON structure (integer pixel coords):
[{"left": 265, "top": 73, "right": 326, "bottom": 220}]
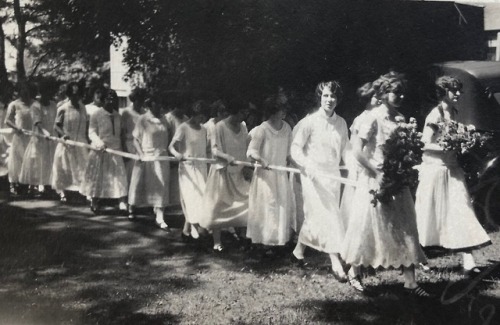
[
  {"left": 204, "top": 99, "right": 228, "bottom": 157},
  {"left": 121, "top": 87, "right": 147, "bottom": 181},
  {"left": 290, "top": 81, "right": 349, "bottom": 281},
  {"left": 342, "top": 73, "right": 430, "bottom": 297},
  {"left": 199, "top": 98, "right": 250, "bottom": 252},
  {"left": 247, "top": 96, "right": 294, "bottom": 248},
  {"left": 4, "top": 82, "right": 37, "bottom": 196},
  {"left": 340, "top": 82, "right": 379, "bottom": 227},
  {"left": 19, "top": 82, "right": 58, "bottom": 195},
  {"left": 128, "top": 96, "right": 170, "bottom": 229},
  {"left": 415, "top": 76, "right": 491, "bottom": 276},
  {"left": 165, "top": 100, "right": 188, "bottom": 207},
  {"left": 80, "top": 89, "right": 128, "bottom": 212},
  {"left": 169, "top": 100, "right": 210, "bottom": 240},
  {"left": 52, "top": 82, "right": 89, "bottom": 202}
]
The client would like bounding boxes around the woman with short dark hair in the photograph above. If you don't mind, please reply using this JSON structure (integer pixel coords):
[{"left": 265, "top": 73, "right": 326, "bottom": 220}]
[{"left": 415, "top": 76, "right": 491, "bottom": 275}]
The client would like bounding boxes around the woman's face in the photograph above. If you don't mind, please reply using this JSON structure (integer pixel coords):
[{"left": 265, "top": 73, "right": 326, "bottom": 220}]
[
  {"left": 445, "top": 87, "right": 461, "bottom": 103},
  {"left": 272, "top": 108, "right": 286, "bottom": 120},
  {"left": 320, "top": 87, "right": 337, "bottom": 116},
  {"left": 193, "top": 113, "right": 207, "bottom": 125},
  {"left": 93, "top": 90, "right": 103, "bottom": 105},
  {"left": 149, "top": 101, "right": 161, "bottom": 115},
  {"left": 385, "top": 86, "right": 404, "bottom": 108}
]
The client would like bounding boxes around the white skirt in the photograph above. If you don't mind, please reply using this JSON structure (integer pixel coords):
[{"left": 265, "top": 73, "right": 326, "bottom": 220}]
[
  {"left": 199, "top": 166, "right": 249, "bottom": 230},
  {"left": 51, "top": 142, "right": 88, "bottom": 191},
  {"left": 415, "top": 162, "right": 490, "bottom": 250},
  {"left": 247, "top": 168, "right": 294, "bottom": 246},
  {"left": 128, "top": 159, "right": 170, "bottom": 207},
  {"left": 80, "top": 151, "right": 128, "bottom": 198},
  {"left": 342, "top": 170, "right": 427, "bottom": 268},
  {"left": 179, "top": 161, "right": 207, "bottom": 224},
  {"left": 19, "top": 136, "right": 55, "bottom": 186},
  {"left": 297, "top": 170, "right": 344, "bottom": 254}
]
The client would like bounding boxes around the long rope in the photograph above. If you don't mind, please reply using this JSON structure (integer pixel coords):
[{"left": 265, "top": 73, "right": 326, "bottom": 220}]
[{"left": 0, "top": 127, "right": 358, "bottom": 187}]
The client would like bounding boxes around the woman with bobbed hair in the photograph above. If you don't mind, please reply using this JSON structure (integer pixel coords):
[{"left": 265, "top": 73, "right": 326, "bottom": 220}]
[
  {"left": 4, "top": 82, "right": 37, "bottom": 196},
  {"left": 415, "top": 76, "right": 490, "bottom": 276},
  {"left": 128, "top": 95, "right": 170, "bottom": 228},
  {"left": 51, "top": 82, "right": 89, "bottom": 202},
  {"left": 290, "top": 81, "right": 349, "bottom": 281},
  {"left": 169, "top": 99, "right": 210, "bottom": 239},
  {"left": 80, "top": 89, "right": 128, "bottom": 212},
  {"left": 340, "top": 81, "right": 379, "bottom": 227},
  {"left": 19, "top": 80, "right": 58, "bottom": 196},
  {"left": 246, "top": 95, "right": 295, "bottom": 250},
  {"left": 121, "top": 87, "right": 148, "bottom": 180},
  {"left": 199, "top": 97, "right": 250, "bottom": 252},
  {"left": 342, "top": 73, "right": 430, "bottom": 297}
]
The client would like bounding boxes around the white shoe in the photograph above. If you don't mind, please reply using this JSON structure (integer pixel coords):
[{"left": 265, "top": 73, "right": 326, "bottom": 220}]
[
  {"left": 118, "top": 202, "right": 128, "bottom": 211},
  {"left": 190, "top": 227, "right": 200, "bottom": 239}
]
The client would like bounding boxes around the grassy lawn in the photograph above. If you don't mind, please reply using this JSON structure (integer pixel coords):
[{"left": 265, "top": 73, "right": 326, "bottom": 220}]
[{"left": 0, "top": 198, "right": 499, "bottom": 325}]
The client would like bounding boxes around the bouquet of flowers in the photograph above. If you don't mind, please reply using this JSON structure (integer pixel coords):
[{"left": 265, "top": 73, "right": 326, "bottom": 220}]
[
  {"left": 436, "top": 121, "right": 491, "bottom": 155},
  {"left": 370, "top": 117, "right": 424, "bottom": 206},
  {"left": 435, "top": 120, "right": 492, "bottom": 184}
]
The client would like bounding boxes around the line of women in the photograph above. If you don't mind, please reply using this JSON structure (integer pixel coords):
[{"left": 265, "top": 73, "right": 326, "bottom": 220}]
[{"left": 2, "top": 73, "right": 492, "bottom": 299}]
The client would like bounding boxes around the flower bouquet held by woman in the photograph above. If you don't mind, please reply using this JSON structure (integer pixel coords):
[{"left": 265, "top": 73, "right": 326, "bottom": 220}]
[{"left": 369, "top": 117, "right": 424, "bottom": 206}]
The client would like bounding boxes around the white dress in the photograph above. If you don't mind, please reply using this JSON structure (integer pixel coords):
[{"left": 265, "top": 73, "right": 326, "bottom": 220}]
[
  {"left": 4, "top": 99, "right": 34, "bottom": 183},
  {"left": 199, "top": 119, "right": 250, "bottom": 230},
  {"left": 415, "top": 107, "right": 491, "bottom": 250},
  {"left": 172, "top": 122, "right": 208, "bottom": 224},
  {"left": 19, "top": 101, "right": 57, "bottom": 186},
  {"left": 121, "top": 105, "right": 143, "bottom": 181},
  {"left": 165, "top": 111, "right": 188, "bottom": 205},
  {"left": 128, "top": 111, "right": 170, "bottom": 207},
  {"left": 80, "top": 107, "right": 128, "bottom": 198},
  {"left": 51, "top": 102, "right": 89, "bottom": 191},
  {"left": 247, "top": 121, "right": 295, "bottom": 246},
  {"left": 342, "top": 106, "right": 427, "bottom": 268},
  {"left": 291, "top": 110, "right": 349, "bottom": 254},
  {"left": 340, "top": 110, "right": 370, "bottom": 227},
  {"left": 0, "top": 103, "right": 9, "bottom": 176}
]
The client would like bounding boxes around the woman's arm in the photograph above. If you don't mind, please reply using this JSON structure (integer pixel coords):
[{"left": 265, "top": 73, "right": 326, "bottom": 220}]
[
  {"left": 352, "top": 136, "right": 380, "bottom": 180},
  {"left": 247, "top": 127, "right": 268, "bottom": 168},
  {"left": 421, "top": 123, "right": 443, "bottom": 152}
]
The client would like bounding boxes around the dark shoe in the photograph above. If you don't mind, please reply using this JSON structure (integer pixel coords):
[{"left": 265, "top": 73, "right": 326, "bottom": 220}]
[
  {"left": 90, "top": 205, "right": 99, "bottom": 214},
  {"left": 332, "top": 269, "right": 348, "bottom": 283},
  {"left": 463, "top": 267, "right": 482, "bottom": 278},
  {"left": 290, "top": 254, "right": 306, "bottom": 268},
  {"left": 348, "top": 275, "right": 365, "bottom": 292},
  {"left": 404, "top": 286, "right": 435, "bottom": 299},
  {"left": 181, "top": 233, "right": 192, "bottom": 243}
]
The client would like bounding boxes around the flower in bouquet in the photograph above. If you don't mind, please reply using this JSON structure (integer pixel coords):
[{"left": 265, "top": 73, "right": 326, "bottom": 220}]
[
  {"left": 437, "top": 120, "right": 492, "bottom": 155},
  {"left": 370, "top": 117, "right": 424, "bottom": 206}
]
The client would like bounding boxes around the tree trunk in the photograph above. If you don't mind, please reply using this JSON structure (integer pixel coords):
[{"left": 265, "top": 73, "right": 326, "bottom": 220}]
[
  {"left": 0, "top": 19, "right": 8, "bottom": 87},
  {"left": 13, "top": 0, "right": 26, "bottom": 82}
]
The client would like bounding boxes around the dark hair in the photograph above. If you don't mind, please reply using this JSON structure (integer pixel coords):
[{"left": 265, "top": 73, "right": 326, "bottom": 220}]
[
  {"left": 435, "top": 76, "right": 462, "bottom": 99},
  {"left": 373, "top": 72, "right": 407, "bottom": 99},
  {"left": 210, "top": 99, "right": 227, "bottom": 117},
  {"left": 143, "top": 93, "right": 160, "bottom": 109},
  {"left": 129, "top": 87, "right": 147, "bottom": 102},
  {"left": 263, "top": 95, "right": 288, "bottom": 120},
  {"left": 225, "top": 97, "right": 247, "bottom": 115},
  {"left": 315, "top": 80, "right": 343, "bottom": 106},
  {"left": 66, "top": 82, "right": 81, "bottom": 98},
  {"left": 104, "top": 89, "right": 119, "bottom": 111},
  {"left": 188, "top": 99, "right": 210, "bottom": 117}
]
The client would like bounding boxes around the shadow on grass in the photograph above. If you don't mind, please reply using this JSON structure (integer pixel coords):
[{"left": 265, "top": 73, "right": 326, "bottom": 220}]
[
  {"left": 0, "top": 203, "right": 199, "bottom": 324},
  {"left": 295, "top": 279, "right": 500, "bottom": 325}
]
